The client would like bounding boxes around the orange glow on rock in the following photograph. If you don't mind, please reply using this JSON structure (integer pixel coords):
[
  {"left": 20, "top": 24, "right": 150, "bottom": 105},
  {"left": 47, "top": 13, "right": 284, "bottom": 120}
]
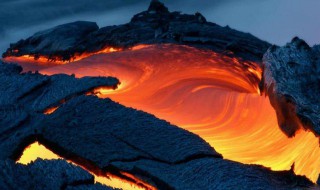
[
  {"left": 2, "top": 46, "right": 152, "bottom": 72},
  {"left": 10, "top": 44, "right": 320, "bottom": 182},
  {"left": 43, "top": 106, "right": 59, "bottom": 115},
  {"left": 17, "top": 142, "right": 154, "bottom": 190}
]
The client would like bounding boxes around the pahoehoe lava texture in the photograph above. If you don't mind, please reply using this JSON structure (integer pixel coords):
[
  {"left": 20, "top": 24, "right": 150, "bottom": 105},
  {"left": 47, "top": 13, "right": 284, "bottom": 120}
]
[
  {"left": 262, "top": 37, "right": 320, "bottom": 137},
  {"left": 0, "top": 60, "right": 119, "bottom": 162},
  {"left": 0, "top": 62, "right": 119, "bottom": 112},
  {"left": 0, "top": 159, "right": 114, "bottom": 190},
  {"left": 0, "top": 59, "right": 315, "bottom": 189},
  {"left": 1, "top": 1, "right": 320, "bottom": 189},
  {"left": 3, "top": 0, "right": 270, "bottom": 63}
]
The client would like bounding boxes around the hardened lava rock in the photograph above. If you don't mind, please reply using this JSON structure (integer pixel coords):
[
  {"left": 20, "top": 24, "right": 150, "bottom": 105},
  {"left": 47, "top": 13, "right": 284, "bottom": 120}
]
[
  {"left": 3, "top": 0, "right": 270, "bottom": 63},
  {"left": 0, "top": 159, "right": 115, "bottom": 190},
  {"left": 0, "top": 61, "right": 315, "bottom": 189},
  {"left": 262, "top": 37, "right": 320, "bottom": 137}
]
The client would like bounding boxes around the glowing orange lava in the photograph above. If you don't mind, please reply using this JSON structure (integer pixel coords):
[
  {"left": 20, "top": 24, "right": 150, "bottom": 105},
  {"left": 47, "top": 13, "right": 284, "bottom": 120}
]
[
  {"left": 18, "top": 142, "right": 154, "bottom": 190},
  {"left": 8, "top": 44, "right": 320, "bottom": 182},
  {"left": 43, "top": 106, "right": 59, "bottom": 115},
  {"left": 3, "top": 45, "right": 150, "bottom": 72}
]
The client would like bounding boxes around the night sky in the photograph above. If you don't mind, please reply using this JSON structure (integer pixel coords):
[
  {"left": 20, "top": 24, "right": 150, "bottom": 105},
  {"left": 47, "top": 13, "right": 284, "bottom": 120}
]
[{"left": 1, "top": 0, "right": 319, "bottom": 53}]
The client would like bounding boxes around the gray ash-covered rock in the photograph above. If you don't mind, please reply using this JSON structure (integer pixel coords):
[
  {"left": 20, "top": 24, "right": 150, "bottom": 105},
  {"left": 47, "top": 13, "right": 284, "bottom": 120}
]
[
  {"left": 3, "top": 1, "right": 270, "bottom": 63},
  {"left": 262, "top": 37, "right": 320, "bottom": 137},
  {"left": 0, "top": 159, "right": 114, "bottom": 190}
]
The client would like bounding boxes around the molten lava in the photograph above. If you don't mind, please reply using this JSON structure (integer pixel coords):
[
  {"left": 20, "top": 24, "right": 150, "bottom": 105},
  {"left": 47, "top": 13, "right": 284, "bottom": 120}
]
[
  {"left": 43, "top": 106, "right": 59, "bottom": 115},
  {"left": 18, "top": 142, "right": 154, "bottom": 190},
  {"left": 3, "top": 45, "right": 149, "bottom": 72},
  {"left": 7, "top": 44, "right": 320, "bottom": 182}
]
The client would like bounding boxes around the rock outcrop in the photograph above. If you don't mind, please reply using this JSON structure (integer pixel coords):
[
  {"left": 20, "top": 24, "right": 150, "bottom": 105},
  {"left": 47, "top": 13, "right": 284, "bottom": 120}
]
[
  {"left": 2, "top": 1, "right": 270, "bottom": 63},
  {"left": 262, "top": 37, "right": 320, "bottom": 137}
]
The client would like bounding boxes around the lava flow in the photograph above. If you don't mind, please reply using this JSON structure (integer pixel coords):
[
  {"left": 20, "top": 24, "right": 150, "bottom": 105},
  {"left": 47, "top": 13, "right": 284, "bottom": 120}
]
[
  {"left": 3, "top": 45, "right": 149, "bottom": 72},
  {"left": 9, "top": 44, "right": 320, "bottom": 182},
  {"left": 17, "top": 142, "right": 153, "bottom": 190}
]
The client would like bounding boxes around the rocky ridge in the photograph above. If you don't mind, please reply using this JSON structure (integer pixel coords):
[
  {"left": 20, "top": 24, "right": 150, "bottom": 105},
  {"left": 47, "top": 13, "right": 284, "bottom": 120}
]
[{"left": 2, "top": 0, "right": 270, "bottom": 63}]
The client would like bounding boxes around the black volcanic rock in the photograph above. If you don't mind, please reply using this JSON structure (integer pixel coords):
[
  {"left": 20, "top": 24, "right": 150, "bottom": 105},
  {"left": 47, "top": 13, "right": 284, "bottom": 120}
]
[
  {"left": 0, "top": 59, "right": 315, "bottom": 189},
  {"left": 3, "top": 1, "right": 270, "bottom": 63},
  {"left": 0, "top": 62, "right": 119, "bottom": 112},
  {"left": 0, "top": 61, "right": 22, "bottom": 74},
  {"left": 39, "top": 95, "right": 221, "bottom": 168},
  {"left": 66, "top": 183, "right": 117, "bottom": 190},
  {"left": 262, "top": 37, "right": 320, "bottom": 137},
  {"left": 148, "top": 0, "right": 169, "bottom": 13},
  {"left": 0, "top": 1, "right": 318, "bottom": 189},
  {"left": 0, "top": 61, "right": 119, "bottom": 161},
  {"left": 0, "top": 159, "right": 114, "bottom": 190},
  {"left": 112, "top": 158, "right": 313, "bottom": 190},
  {"left": 4, "top": 21, "right": 99, "bottom": 61},
  {"left": 0, "top": 104, "right": 39, "bottom": 161}
]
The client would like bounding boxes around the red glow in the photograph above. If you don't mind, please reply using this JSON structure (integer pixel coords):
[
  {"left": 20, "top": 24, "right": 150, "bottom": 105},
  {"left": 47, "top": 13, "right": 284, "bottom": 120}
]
[
  {"left": 8, "top": 44, "right": 320, "bottom": 182},
  {"left": 43, "top": 106, "right": 59, "bottom": 115}
]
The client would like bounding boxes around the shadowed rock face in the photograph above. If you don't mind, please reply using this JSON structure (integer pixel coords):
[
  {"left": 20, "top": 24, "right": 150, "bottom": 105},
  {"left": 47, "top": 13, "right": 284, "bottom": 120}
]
[
  {"left": 2, "top": 0, "right": 270, "bottom": 62},
  {"left": 148, "top": 0, "right": 169, "bottom": 14},
  {"left": 0, "top": 59, "right": 315, "bottom": 189},
  {"left": 262, "top": 37, "right": 320, "bottom": 137},
  {"left": 0, "top": 159, "right": 114, "bottom": 190}
]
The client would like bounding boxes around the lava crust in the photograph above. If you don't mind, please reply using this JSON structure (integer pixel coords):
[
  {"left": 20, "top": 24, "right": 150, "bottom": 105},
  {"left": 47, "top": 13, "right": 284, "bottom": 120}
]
[
  {"left": 0, "top": 57, "right": 315, "bottom": 189},
  {"left": 1, "top": 0, "right": 319, "bottom": 189},
  {"left": 3, "top": 0, "right": 270, "bottom": 63},
  {"left": 0, "top": 159, "right": 114, "bottom": 190},
  {"left": 262, "top": 37, "right": 320, "bottom": 137}
]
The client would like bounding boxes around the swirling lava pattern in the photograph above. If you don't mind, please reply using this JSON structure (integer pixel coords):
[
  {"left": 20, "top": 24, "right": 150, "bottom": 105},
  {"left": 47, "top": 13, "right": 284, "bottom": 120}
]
[{"left": 20, "top": 44, "right": 320, "bottom": 182}]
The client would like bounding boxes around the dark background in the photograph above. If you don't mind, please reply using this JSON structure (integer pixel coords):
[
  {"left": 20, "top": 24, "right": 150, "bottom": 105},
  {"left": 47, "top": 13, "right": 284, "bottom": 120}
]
[{"left": 1, "top": 0, "right": 319, "bottom": 53}]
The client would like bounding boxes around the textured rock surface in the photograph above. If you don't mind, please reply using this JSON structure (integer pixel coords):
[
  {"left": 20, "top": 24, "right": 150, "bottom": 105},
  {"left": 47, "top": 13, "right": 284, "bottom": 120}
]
[
  {"left": 3, "top": 21, "right": 99, "bottom": 61},
  {"left": 0, "top": 60, "right": 315, "bottom": 189},
  {"left": 0, "top": 159, "right": 114, "bottom": 190},
  {"left": 262, "top": 37, "right": 320, "bottom": 137},
  {"left": 0, "top": 62, "right": 119, "bottom": 112},
  {"left": 112, "top": 158, "right": 312, "bottom": 190},
  {"left": 0, "top": 104, "right": 38, "bottom": 160},
  {"left": 0, "top": 1, "right": 319, "bottom": 189},
  {"left": 0, "top": 60, "right": 118, "bottom": 161},
  {"left": 40, "top": 95, "right": 221, "bottom": 168},
  {"left": 3, "top": 0, "right": 270, "bottom": 62}
]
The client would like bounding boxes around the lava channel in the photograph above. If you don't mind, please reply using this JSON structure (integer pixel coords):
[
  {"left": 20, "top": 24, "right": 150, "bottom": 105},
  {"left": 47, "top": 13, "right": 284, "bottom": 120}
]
[
  {"left": 18, "top": 141, "right": 155, "bottom": 190},
  {"left": 7, "top": 44, "right": 320, "bottom": 182}
]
